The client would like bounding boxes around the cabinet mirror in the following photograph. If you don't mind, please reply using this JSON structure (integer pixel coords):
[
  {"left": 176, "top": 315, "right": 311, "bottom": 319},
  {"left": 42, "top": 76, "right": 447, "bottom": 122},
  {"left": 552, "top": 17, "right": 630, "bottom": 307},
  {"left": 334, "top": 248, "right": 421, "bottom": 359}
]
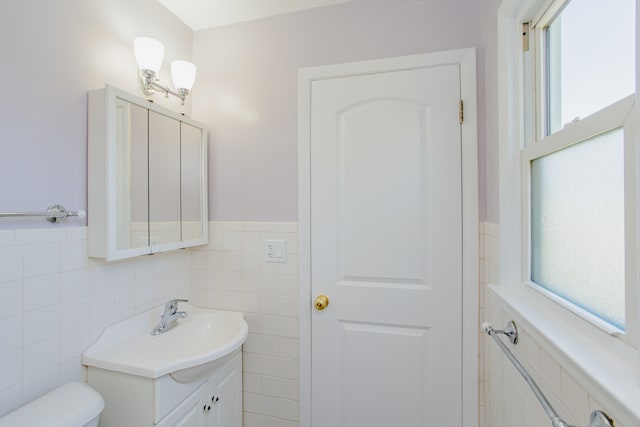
[{"left": 89, "top": 85, "right": 208, "bottom": 260}]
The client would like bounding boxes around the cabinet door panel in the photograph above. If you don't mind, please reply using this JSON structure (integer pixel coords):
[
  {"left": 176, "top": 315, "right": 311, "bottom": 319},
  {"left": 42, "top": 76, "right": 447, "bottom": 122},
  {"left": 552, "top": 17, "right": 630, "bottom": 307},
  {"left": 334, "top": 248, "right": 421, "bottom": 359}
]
[
  {"left": 115, "top": 97, "right": 149, "bottom": 250},
  {"left": 207, "top": 355, "right": 243, "bottom": 427},
  {"left": 181, "top": 123, "right": 204, "bottom": 242},
  {"left": 156, "top": 382, "right": 207, "bottom": 427},
  {"left": 170, "top": 405, "right": 202, "bottom": 427},
  {"left": 149, "top": 111, "right": 181, "bottom": 245}
]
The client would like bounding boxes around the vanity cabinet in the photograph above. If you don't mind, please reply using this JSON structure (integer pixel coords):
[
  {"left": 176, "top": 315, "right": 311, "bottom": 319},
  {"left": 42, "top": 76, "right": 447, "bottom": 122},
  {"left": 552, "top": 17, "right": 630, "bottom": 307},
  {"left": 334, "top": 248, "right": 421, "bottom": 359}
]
[
  {"left": 87, "top": 351, "right": 242, "bottom": 427},
  {"left": 202, "top": 354, "right": 243, "bottom": 427},
  {"left": 157, "top": 352, "right": 243, "bottom": 427},
  {"left": 88, "top": 85, "right": 208, "bottom": 261}
]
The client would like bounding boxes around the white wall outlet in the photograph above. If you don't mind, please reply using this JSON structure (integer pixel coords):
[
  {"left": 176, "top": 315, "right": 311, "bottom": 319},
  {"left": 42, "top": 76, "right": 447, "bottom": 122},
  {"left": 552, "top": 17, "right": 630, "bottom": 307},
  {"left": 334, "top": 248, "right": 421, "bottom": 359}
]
[{"left": 265, "top": 239, "right": 286, "bottom": 263}]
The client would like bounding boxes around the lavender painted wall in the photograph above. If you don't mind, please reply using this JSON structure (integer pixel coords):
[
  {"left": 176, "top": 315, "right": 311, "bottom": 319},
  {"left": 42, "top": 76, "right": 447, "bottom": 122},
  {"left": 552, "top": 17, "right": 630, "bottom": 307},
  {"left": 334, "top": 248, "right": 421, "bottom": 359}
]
[
  {"left": 482, "top": 0, "right": 501, "bottom": 223},
  {"left": 192, "top": 0, "right": 490, "bottom": 222},
  {"left": 1, "top": 0, "right": 501, "bottom": 227},
  {"left": 0, "top": 0, "right": 193, "bottom": 228}
]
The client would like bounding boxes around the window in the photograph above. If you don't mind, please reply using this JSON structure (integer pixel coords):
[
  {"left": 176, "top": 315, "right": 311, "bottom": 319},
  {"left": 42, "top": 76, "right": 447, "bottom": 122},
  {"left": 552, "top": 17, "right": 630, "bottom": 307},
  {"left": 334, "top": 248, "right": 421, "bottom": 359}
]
[
  {"left": 524, "top": 0, "right": 636, "bottom": 333},
  {"left": 543, "top": 0, "right": 635, "bottom": 136}
]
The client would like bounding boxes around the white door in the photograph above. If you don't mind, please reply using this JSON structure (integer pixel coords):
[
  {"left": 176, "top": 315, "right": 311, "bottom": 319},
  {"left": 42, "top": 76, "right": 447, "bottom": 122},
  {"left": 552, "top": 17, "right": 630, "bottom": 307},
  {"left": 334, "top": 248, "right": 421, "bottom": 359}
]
[{"left": 309, "top": 63, "right": 463, "bottom": 426}]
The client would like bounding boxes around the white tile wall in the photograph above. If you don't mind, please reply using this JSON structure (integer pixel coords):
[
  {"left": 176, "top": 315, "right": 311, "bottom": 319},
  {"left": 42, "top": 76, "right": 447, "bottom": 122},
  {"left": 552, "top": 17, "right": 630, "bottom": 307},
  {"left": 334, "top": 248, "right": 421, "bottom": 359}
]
[
  {"left": 0, "top": 226, "right": 191, "bottom": 416},
  {"left": 191, "top": 222, "right": 299, "bottom": 427},
  {"left": 480, "top": 222, "right": 626, "bottom": 427},
  {"left": 0, "top": 220, "right": 530, "bottom": 427},
  {"left": 478, "top": 222, "right": 499, "bottom": 427},
  {"left": 483, "top": 295, "right": 624, "bottom": 427}
]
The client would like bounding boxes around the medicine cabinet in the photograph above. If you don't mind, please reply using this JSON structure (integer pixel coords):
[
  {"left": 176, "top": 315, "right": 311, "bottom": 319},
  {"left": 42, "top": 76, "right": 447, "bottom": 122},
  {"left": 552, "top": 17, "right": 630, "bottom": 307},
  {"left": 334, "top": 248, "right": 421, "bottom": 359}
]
[{"left": 88, "top": 85, "right": 208, "bottom": 261}]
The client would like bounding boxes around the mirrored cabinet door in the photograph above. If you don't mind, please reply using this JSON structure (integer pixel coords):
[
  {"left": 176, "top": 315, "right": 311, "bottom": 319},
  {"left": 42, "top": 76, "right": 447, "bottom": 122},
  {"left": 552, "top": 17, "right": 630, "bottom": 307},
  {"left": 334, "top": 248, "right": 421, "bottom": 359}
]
[
  {"left": 149, "top": 111, "right": 181, "bottom": 247},
  {"left": 181, "top": 122, "right": 205, "bottom": 242},
  {"left": 89, "top": 85, "right": 208, "bottom": 261},
  {"left": 115, "top": 97, "right": 149, "bottom": 251}
]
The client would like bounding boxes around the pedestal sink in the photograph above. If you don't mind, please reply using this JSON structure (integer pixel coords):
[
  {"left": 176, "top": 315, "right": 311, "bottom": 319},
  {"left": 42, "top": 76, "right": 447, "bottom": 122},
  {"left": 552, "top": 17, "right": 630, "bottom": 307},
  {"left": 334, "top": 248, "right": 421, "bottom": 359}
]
[{"left": 82, "top": 303, "right": 248, "bottom": 381}]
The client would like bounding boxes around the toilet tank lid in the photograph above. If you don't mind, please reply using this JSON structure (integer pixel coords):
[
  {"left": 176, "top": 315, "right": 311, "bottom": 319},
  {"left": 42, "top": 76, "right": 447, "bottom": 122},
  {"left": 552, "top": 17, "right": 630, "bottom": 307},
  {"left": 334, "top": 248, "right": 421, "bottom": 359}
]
[{"left": 0, "top": 382, "right": 104, "bottom": 427}]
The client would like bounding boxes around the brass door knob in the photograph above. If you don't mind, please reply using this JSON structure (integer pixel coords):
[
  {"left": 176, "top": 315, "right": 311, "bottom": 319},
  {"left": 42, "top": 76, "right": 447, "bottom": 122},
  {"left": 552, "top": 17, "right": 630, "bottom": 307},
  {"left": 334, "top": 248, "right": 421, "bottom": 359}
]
[{"left": 314, "top": 294, "right": 329, "bottom": 311}]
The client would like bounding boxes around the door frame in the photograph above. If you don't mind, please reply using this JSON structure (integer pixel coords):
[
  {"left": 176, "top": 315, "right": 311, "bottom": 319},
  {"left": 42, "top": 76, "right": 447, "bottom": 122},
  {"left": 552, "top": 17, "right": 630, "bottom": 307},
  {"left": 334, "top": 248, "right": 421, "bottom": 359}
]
[{"left": 298, "top": 48, "right": 479, "bottom": 427}]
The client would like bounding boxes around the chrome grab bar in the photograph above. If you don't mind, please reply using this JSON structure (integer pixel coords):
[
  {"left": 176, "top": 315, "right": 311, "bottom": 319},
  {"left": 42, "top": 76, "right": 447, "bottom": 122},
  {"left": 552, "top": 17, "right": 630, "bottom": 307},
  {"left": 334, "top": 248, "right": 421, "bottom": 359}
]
[
  {"left": 0, "top": 204, "right": 86, "bottom": 223},
  {"left": 483, "top": 321, "right": 615, "bottom": 427}
]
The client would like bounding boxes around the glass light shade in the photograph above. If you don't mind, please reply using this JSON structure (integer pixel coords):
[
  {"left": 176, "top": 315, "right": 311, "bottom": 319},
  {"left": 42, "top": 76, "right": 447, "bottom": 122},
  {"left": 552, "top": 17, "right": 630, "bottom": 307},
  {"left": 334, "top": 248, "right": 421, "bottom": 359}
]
[
  {"left": 134, "top": 37, "right": 164, "bottom": 73},
  {"left": 171, "top": 60, "right": 197, "bottom": 91}
]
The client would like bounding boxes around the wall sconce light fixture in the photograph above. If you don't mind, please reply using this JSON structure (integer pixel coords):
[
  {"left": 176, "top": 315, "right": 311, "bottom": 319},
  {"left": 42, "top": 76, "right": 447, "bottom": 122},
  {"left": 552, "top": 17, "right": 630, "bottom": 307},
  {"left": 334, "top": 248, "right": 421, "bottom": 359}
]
[{"left": 134, "top": 36, "right": 196, "bottom": 105}]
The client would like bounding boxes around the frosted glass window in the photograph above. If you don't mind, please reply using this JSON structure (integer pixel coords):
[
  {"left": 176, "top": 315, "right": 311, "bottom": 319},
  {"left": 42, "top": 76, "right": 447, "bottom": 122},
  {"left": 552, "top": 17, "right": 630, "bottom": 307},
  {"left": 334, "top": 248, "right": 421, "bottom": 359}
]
[
  {"left": 531, "top": 127, "right": 625, "bottom": 329},
  {"left": 545, "top": 0, "right": 635, "bottom": 135}
]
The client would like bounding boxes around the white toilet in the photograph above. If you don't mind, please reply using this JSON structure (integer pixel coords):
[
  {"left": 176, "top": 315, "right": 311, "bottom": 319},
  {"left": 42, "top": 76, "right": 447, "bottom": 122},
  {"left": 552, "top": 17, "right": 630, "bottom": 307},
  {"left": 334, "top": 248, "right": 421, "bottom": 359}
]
[{"left": 0, "top": 382, "right": 104, "bottom": 427}]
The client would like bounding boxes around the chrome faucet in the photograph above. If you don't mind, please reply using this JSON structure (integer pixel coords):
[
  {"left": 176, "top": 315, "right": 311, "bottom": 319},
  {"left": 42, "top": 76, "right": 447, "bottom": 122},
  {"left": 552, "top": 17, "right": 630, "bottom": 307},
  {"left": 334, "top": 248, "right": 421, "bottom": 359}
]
[{"left": 151, "top": 299, "right": 188, "bottom": 335}]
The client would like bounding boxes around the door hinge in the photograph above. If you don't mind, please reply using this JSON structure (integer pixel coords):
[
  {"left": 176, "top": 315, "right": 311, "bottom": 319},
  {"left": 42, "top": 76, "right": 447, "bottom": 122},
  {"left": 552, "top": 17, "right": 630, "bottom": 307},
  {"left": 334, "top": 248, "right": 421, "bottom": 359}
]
[
  {"left": 522, "top": 22, "right": 530, "bottom": 52},
  {"left": 459, "top": 100, "right": 464, "bottom": 124}
]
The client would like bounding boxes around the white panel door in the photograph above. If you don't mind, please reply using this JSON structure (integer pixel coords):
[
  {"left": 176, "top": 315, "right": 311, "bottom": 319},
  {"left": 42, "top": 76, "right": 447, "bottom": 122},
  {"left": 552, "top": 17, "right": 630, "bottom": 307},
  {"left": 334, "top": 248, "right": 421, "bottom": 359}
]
[{"left": 310, "top": 64, "right": 462, "bottom": 426}]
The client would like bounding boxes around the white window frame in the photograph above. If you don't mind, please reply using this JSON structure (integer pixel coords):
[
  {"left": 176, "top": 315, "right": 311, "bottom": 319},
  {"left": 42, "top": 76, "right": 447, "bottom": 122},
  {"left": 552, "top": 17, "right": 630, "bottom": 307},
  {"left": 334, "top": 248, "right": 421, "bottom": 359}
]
[
  {"left": 495, "top": 0, "right": 640, "bottom": 424},
  {"left": 523, "top": 95, "right": 636, "bottom": 336},
  {"left": 524, "top": 0, "right": 637, "bottom": 341}
]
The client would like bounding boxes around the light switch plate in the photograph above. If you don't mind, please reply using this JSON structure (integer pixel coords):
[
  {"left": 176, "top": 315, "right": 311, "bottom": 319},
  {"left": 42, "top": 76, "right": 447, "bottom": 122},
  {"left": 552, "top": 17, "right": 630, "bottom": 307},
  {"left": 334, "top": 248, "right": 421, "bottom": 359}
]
[{"left": 265, "top": 239, "right": 286, "bottom": 263}]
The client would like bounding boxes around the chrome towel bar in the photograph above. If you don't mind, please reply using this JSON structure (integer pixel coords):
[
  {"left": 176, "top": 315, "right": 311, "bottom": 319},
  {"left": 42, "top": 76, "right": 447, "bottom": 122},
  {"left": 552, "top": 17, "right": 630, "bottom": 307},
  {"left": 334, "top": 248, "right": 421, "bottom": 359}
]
[
  {"left": 0, "top": 204, "right": 86, "bottom": 223},
  {"left": 483, "top": 321, "right": 614, "bottom": 427}
]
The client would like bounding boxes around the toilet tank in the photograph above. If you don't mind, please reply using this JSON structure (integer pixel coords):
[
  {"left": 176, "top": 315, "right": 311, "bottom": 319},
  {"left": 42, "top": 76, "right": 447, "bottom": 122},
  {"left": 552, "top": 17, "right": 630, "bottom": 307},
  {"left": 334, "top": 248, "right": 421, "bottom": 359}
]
[{"left": 0, "top": 382, "right": 104, "bottom": 427}]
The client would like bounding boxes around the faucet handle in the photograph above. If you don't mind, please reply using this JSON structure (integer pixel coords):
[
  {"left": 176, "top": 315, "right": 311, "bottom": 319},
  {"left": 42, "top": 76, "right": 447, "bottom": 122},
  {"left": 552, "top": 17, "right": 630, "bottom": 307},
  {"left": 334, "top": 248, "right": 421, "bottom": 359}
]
[{"left": 164, "top": 299, "right": 189, "bottom": 313}]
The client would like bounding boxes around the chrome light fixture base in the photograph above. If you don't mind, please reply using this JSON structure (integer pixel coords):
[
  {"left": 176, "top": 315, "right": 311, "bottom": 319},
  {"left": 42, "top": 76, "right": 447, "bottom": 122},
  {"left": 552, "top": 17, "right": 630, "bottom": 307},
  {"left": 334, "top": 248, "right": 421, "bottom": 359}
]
[
  {"left": 134, "top": 37, "right": 195, "bottom": 106},
  {"left": 139, "top": 69, "right": 159, "bottom": 96},
  {"left": 138, "top": 68, "right": 187, "bottom": 104},
  {"left": 176, "top": 88, "right": 189, "bottom": 99}
]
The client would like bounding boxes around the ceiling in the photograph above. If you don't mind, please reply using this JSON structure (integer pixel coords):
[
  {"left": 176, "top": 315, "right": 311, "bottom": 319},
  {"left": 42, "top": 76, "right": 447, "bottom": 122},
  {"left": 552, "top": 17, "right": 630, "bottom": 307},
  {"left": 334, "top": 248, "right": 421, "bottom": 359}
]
[{"left": 157, "top": 0, "right": 351, "bottom": 31}]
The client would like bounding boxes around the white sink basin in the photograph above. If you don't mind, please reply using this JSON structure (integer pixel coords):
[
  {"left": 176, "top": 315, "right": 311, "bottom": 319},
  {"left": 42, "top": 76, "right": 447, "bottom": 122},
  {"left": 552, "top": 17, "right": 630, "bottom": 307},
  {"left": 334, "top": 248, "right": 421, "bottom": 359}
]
[{"left": 82, "top": 304, "right": 248, "bottom": 381}]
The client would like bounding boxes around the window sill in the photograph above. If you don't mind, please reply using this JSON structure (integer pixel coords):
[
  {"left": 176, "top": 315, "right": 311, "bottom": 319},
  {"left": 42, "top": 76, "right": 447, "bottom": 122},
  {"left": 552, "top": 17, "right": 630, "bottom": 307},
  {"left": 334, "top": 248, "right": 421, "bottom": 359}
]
[
  {"left": 487, "top": 283, "right": 640, "bottom": 426},
  {"left": 525, "top": 282, "right": 624, "bottom": 336}
]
